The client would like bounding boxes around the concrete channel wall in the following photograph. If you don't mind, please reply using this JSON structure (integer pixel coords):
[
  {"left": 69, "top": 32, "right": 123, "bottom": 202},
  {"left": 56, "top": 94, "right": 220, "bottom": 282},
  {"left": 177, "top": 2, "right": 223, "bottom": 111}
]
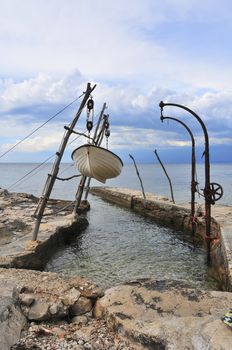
[{"left": 90, "top": 186, "right": 232, "bottom": 291}]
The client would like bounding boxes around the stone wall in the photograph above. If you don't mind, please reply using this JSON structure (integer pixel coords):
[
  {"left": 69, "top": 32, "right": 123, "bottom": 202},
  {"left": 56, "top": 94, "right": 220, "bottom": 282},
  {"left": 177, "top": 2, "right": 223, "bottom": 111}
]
[{"left": 90, "top": 187, "right": 231, "bottom": 291}]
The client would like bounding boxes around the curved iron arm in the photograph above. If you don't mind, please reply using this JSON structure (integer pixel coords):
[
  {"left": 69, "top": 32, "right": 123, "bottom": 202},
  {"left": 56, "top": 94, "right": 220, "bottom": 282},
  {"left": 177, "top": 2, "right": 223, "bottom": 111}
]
[
  {"left": 159, "top": 101, "right": 211, "bottom": 261},
  {"left": 161, "top": 115, "right": 197, "bottom": 234},
  {"left": 159, "top": 101, "right": 210, "bottom": 191}
]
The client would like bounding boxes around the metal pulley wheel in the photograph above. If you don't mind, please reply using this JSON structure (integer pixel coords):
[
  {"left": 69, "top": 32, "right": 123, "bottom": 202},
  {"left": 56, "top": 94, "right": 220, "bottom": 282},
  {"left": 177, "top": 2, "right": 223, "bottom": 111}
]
[
  {"left": 204, "top": 182, "right": 223, "bottom": 204},
  {"left": 105, "top": 128, "right": 110, "bottom": 137},
  {"left": 86, "top": 120, "right": 93, "bottom": 132},
  {"left": 87, "top": 98, "right": 94, "bottom": 110}
]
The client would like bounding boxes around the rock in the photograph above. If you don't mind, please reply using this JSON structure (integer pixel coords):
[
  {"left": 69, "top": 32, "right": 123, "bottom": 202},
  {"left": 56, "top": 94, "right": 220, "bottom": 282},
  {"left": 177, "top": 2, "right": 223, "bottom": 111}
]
[
  {"left": 49, "top": 300, "right": 65, "bottom": 317},
  {"left": 63, "top": 287, "right": 81, "bottom": 305},
  {"left": 71, "top": 315, "right": 89, "bottom": 325},
  {"left": 18, "top": 293, "right": 35, "bottom": 306},
  {"left": 96, "top": 279, "right": 232, "bottom": 350},
  {"left": 70, "top": 296, "right": 93, "bottom": 316},
  {"left": 50, "top": 326, "right": 66, "bottom": 337},
  {"left": 0, "top": 296, "right": 26, "bottom": 350},
  {"left": 28, "top": 299, "right": 50, "bottom": 321},
  {"left": 81, "top": 285, "right": 104, "bottom": 300},
  {"left": 93, "top": 299, "right": 105, "bottom": 319}
]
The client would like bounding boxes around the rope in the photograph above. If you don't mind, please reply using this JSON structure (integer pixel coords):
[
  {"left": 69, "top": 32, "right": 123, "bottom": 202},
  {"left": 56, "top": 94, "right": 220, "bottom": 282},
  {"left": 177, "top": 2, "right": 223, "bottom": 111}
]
[
  {"left": 42, "top": 200, "right": 75, "bottom": 216},
  {"left": 12, "top": 156, "right": 58, "bottom": 190},
  {"left": 0, "top": 94, "right": 84, "bottom": 160},
  {"left": 58, "top": 163, "right": 74, "bottom": 176},
  {"left": 56, "top": 174, "right": 81, "bottom": 181},
  {"left": 7, "top": 154, "right": 55, "bottom": 190},
  {"left": 6, "top": 111, "right": 100, "bottom": 191}
]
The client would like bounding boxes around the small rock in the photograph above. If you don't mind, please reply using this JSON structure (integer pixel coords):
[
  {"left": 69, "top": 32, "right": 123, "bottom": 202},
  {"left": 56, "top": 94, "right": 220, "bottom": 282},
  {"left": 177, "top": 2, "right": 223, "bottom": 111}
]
[
  {"left": 19, "top": 293, "right": 35, "bottom": 306},
  {"left": 28, "top": 299, "right": 50, "bottom": 321},
  {"left": 70, "top": 296, "right": 93, "bottom": 316},
  {"left": 63, "top": 287, "right": 81, "bottom": 306},
  {"left": 51, "top": 327, "right": 66, "bottom": 337},
  {"left": 49, "top": 300, "right": 65, "bottom": 316},
  {"left": 71, "top": 315, "right": 88, "bottom": 325}
]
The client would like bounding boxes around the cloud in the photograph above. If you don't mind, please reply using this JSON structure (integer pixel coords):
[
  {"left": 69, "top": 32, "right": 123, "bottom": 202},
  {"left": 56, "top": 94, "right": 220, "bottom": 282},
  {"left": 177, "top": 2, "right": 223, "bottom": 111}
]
[
  {"left": 0, "top": 67, "right": 232, "bottom": 165},
  {"left": 1, "top": 0, "right": 232, "bottom": 91},
  {"left": 0, "top": 70, "right": 85, "bottom": 113}
]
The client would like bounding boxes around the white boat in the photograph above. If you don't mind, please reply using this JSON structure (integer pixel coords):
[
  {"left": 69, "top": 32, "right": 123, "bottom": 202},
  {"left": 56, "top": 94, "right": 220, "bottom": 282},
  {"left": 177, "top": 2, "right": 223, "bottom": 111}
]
[{"left": 72, "top": 144, "right": 123, "bottom": 183}]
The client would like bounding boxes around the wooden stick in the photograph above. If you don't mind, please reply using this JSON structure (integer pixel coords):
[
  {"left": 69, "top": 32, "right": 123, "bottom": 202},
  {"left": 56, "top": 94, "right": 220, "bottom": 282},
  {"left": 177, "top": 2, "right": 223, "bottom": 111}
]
[
  {"left": 154, "top": 149, "right": 175, "bottom": 204},
  {"left": 129, "top": 154, "right": 146, "bottom": 201}
]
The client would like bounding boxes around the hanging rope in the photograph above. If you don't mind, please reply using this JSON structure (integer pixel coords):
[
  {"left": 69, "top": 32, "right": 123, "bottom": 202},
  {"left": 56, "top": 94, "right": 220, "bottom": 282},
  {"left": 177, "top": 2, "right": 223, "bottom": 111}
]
[
  {"left": 0, "top": 93, "right": 84, "bottom": 160},
  {"left": 56, "top": 174, "right": 81, "bottom": 181},
  {"left": 6, "top": 118, "right": 100, "bottom": 191}
]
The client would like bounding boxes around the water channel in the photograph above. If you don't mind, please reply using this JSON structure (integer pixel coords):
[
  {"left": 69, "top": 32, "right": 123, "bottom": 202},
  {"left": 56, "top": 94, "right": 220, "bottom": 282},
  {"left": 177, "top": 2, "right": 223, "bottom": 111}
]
[{"left": 45, "top": 195, "right": 219, "bottom": 290}]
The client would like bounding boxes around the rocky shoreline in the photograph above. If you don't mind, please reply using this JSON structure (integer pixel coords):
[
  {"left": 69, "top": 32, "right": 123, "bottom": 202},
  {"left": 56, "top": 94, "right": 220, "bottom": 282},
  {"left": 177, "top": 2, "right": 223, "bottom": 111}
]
[
  {"left": 1, "top": 268, "right": 137, "bottom": 350},
  {"left": 1, "top": 188, "right": 232, "bottom": 349}
]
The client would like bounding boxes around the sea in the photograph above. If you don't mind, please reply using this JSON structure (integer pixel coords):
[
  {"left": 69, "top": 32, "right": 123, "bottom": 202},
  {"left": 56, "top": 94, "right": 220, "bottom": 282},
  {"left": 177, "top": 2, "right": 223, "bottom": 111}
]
[{"left": 1, "top": 162, "right": 232, "bottom": 290}]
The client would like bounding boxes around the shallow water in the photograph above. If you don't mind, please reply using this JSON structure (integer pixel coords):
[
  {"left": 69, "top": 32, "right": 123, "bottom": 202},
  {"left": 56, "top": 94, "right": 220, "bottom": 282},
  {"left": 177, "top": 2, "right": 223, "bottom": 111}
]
[
  {"left": 1, "top": 162, "right": 229, "bottom": 290},
  {"left": 45, "top": 195, "right": 219, "bottom": 290}
]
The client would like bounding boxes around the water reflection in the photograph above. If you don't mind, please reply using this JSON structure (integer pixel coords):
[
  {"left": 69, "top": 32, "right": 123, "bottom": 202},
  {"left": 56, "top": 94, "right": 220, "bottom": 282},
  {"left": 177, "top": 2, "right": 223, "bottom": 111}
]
[{"left": 45, "top": 196, "right": 219, "bottom": 290}]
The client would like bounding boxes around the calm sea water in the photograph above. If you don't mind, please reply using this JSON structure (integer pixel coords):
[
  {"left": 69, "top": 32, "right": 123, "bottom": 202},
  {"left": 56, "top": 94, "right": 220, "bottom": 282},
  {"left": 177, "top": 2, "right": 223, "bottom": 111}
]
[
  {"left": 1, "top": 162, "right": 231, "bottom": 205},
  {"left": 1, "top": 162, "right": 231, "bottom": 289}
]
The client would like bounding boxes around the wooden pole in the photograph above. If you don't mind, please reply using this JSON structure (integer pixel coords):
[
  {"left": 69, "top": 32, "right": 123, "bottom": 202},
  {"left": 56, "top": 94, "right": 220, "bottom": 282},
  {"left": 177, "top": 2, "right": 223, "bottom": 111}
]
[
  {"left": 154, "top": 149, "right": 175, "bottom": 204},
  {"left": 32, "top": 82, "right": 96, "bottom": 240},
  {"left": 129, "top": 154, "right": 146, "bottom": 201}
]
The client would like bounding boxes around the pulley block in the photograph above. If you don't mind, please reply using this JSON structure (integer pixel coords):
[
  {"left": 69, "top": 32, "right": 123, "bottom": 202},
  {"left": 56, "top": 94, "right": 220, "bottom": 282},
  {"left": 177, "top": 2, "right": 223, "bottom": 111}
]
[
  {"left": 104, "top": 121, "right": 110, "bottom": 129},
  {"left": 105, "top": 128, "right": 110, "bottom": 137},
  {"left": 87, "top": 98, "right": 94, "bottom": 111},
  {"left": 86, "top": 120, "right": 93, "bottom": 132}
]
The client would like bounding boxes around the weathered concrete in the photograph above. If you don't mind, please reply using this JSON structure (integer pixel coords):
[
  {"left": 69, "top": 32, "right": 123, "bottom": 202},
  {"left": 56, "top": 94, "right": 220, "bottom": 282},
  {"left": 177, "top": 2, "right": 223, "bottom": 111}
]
[
  {"left": 95, "top": 279, "right": 232, "bottom": 350},
  {"left": 90, "top": 187, "right": 232, "bottom": 291},
  {"left": 0, "top": 189, "right": 89, "bottom": 269}
]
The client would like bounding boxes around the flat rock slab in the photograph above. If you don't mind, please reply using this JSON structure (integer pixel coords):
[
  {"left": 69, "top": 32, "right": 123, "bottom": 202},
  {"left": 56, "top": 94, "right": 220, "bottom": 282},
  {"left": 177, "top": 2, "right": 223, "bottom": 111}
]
[
  {"left": 0, "top": 295, "right": 26, "bottom": 350},
  {"left": 95, "top": 279, "right": 232, "bottom": 350}
]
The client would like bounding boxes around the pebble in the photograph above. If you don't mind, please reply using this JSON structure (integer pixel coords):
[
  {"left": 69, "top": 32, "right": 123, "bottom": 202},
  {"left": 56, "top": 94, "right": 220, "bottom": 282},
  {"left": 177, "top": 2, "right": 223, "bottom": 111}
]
[{"left": 11, "top": 318, "right": 137, "bottom": 350}]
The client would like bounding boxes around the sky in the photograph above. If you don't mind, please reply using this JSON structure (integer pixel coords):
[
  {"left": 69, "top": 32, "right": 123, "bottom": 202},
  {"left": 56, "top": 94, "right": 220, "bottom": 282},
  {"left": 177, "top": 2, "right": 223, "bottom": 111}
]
[{"left": 0, "top": 0, "right": 232, "bottom": 164}]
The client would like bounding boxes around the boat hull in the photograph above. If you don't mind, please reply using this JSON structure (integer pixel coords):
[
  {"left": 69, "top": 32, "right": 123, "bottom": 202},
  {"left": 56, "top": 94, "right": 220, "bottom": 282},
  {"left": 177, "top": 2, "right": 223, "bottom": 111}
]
[{"left": 72, "top": 144, "right": 123, "bottom": 183}]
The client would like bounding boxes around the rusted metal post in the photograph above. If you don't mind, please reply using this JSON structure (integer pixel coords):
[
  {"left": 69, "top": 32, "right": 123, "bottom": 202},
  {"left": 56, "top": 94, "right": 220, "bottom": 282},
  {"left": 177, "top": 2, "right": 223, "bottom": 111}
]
[
  {"left": 32, "top": 82, "right": 96, "bottom": 240},
  {"left": 160, "top": 116, "right": 196, "bottom": 234},
  {"left": 129, "top": 154, "right": 146, "bottom": 201},
  {"left": 154, "top": 149, "right": 175, "bottom": 204},
  {"left": 159, "top": 101, "right": 211, "bottom": 261}
]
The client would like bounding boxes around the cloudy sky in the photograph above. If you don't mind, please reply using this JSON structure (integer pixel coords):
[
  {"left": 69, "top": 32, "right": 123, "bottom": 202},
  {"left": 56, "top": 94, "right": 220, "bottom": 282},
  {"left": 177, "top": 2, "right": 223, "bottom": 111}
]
[{"left": 0, "top": 0, "right": 232, "bottom": 163}]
